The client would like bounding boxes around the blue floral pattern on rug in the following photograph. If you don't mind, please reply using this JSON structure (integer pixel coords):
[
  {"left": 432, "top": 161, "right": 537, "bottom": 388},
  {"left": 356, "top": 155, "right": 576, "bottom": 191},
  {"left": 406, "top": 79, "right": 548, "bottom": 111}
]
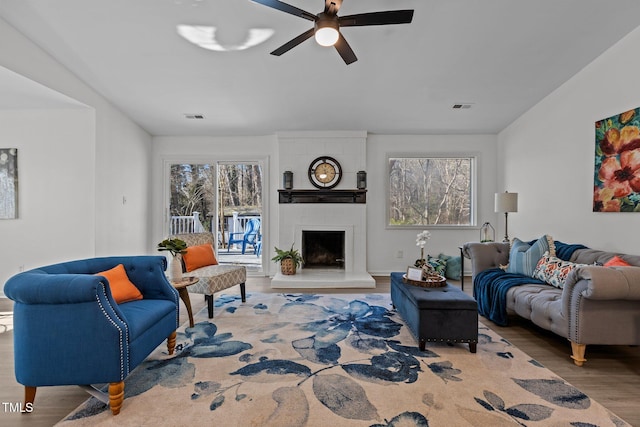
[{"left": 61, "top": 293, "right": 629, "bottom": 426}]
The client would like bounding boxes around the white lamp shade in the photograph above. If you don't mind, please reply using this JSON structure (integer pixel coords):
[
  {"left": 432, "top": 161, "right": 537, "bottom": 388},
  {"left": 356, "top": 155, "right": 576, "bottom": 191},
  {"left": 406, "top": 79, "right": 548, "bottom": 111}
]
[{"left": 495, "top": 192, "right": 518, "bottom": 213}]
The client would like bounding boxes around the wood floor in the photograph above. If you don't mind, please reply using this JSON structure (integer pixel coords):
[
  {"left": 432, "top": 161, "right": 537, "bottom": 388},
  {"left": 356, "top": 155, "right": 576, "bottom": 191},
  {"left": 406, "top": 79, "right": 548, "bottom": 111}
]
[{"left": 1, "top": 276, "right": 639, "bottom": 426}]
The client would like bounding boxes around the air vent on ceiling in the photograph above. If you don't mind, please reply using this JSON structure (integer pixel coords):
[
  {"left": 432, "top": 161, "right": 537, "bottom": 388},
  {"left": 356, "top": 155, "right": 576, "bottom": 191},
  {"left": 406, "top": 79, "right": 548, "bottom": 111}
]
[
  {"left": 452, "top": 104, "right": 473, "bottom": 109},
  {"left": 184, "top": 114, "right": 205, "bottom": 119}
]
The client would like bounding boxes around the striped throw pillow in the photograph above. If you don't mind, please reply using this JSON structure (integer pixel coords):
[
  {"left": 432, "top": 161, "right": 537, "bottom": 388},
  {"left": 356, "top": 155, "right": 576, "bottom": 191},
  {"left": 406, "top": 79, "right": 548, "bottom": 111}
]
[{"left": 506, "top": 235, "right": 554, "bottom": 277}]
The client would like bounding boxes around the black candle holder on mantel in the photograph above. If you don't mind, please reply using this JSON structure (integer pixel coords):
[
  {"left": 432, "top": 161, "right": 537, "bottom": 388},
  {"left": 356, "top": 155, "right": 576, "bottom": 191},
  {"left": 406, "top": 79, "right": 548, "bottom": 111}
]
[{"left": 283, "top": 171, "right": 293, "bottom": 190}]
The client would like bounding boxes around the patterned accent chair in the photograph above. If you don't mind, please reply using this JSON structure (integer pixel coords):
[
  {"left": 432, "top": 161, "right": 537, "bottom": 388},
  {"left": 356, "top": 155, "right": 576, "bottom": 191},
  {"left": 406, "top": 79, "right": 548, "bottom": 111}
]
[
  {"left": 171, "top": 232, "right": 247, "bottom": 318},
  {"left": 4, "top": 256, "right": 179, "bottom": 415}
]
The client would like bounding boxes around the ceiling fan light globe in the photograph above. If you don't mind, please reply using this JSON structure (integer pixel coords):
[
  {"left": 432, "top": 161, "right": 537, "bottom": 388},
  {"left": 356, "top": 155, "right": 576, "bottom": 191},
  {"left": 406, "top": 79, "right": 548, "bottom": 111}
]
[{"left": 315, "top": 27, "right": 339, "bottom": 46}]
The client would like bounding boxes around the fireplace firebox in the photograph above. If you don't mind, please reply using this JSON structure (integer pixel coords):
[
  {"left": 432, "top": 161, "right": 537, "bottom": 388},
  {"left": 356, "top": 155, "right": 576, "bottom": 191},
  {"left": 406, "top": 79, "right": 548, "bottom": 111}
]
[{"left": 301, "top": 230, "right": 345, "bottom": 269}]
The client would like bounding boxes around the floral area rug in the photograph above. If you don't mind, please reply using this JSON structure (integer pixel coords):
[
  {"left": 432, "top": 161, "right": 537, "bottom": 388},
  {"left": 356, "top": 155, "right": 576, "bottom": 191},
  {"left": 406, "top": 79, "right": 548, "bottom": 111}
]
[
  {"left": 0, "top": 311, "right": 13, "bottom": 334},
  {"left": 57, "top": 292, "right": 628, "bottom": 426}
]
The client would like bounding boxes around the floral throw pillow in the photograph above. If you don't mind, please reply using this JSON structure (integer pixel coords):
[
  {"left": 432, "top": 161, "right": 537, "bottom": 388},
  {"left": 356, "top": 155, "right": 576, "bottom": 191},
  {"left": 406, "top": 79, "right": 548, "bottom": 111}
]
[
  {"left": 532, "top": 252, "right": 585, "bottom": 289},
  {"left": 427, "top": 255, "right": 447, "bottom": 276}
]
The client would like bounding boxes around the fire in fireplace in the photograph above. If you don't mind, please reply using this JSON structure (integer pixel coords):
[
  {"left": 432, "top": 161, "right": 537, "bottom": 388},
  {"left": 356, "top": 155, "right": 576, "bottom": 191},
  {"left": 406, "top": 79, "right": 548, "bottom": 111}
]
[{"left": 301, "top": 230, "right": 345, "bottom": 269}]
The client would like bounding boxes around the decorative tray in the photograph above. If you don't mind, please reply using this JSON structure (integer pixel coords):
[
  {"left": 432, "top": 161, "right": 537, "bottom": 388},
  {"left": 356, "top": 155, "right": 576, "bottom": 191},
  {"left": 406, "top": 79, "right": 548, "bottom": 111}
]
[{"left": 402, "top": 274, "right": 447, "bottom": 288}]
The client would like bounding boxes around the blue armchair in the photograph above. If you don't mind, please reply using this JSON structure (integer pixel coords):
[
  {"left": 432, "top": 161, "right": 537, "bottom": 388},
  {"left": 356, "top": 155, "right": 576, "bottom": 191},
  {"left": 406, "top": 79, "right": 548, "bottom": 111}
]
[
  {"left": 227, "top": 218, "right": 261, "bottom": 254},
  {"left": 4, "top": 256, "right": 179, "bottom": 415}
]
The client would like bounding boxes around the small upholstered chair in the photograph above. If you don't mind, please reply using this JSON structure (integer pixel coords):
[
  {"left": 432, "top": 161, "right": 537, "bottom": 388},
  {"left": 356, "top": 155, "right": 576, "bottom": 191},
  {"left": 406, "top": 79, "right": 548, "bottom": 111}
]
[
  {"left": 171, "top": 232, "right": 247, "bottom": 318},
  {"left": 4, "top": 256, "right": 179, "bottom": 415}
]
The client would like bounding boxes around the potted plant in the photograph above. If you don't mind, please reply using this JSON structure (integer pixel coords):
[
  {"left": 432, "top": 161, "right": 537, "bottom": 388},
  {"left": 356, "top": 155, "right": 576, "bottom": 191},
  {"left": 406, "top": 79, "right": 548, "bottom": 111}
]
[
  {"left": 272, "top": 244, "right": 304, "bottom": 275},
  {"left": 157, "top": 238, "right": 188, "bottom": 281}
]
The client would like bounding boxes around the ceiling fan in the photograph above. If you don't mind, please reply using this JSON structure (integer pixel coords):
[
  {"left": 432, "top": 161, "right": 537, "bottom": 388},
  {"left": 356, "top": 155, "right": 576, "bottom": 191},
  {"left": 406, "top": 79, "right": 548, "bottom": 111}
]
[{"left": 250, "top": 0, "right": 414, "bottom": 64}]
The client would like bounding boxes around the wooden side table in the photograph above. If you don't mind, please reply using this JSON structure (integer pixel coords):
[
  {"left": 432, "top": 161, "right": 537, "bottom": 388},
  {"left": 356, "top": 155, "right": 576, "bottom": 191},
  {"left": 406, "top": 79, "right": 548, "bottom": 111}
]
[{"left": 171, "top": 276, "right": 199, "bottom": 328}]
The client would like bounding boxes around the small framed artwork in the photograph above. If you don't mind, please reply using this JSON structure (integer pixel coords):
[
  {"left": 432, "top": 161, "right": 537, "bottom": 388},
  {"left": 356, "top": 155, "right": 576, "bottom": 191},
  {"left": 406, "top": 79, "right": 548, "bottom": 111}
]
[
  {"left": 0, "top": 148, "right": 18, "bottom": 219},
  {"left": 406, "top": 266, "right": 423, "bottom": 281}
]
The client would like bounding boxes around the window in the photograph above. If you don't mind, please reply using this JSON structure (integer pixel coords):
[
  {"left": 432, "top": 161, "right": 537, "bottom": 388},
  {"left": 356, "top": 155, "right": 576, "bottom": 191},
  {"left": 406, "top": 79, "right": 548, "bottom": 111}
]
[{"left": 388, "top": 156, "right": 474, "bottom": 227}]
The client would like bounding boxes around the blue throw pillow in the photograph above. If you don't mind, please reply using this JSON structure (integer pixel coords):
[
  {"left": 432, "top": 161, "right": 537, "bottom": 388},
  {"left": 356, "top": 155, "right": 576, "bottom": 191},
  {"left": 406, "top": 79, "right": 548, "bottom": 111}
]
[
  {"left": 438, "top": 253, "right": 462, "bottom": 280},
  {"left": 506, "top": 235, "right": 554, "bottom": 277}
]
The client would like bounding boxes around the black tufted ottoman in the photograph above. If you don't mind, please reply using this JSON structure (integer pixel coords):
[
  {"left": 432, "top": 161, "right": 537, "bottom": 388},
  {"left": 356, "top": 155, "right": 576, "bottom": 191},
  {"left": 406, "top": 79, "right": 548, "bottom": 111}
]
[{"left": 390, "top": 272, "right": 478, "bottom": 352}]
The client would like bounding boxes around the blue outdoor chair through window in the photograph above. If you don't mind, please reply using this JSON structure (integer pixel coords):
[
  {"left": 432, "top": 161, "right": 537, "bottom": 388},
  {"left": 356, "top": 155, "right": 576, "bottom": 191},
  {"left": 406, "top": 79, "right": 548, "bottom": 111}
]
[{"left": 227, "top": 218, "right": 261, "bottom": 254}]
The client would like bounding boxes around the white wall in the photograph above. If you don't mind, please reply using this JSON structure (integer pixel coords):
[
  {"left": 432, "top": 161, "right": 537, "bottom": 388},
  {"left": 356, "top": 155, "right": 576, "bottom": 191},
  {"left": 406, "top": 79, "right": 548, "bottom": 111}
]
[
  {"left": 153, "top": 133, "right": 499, "bottom": 276},
  {"left": 498, "top": 26, "right": 640, "bottom": 254},
  {"left": 0, "top": 109, "right": 95, "bottom": 287},
  {"left": 366, "top": 134, "right": 499, "bottom": 274},
  {"left": 1, "top": 18, "right": 153, "bottom": 293}
]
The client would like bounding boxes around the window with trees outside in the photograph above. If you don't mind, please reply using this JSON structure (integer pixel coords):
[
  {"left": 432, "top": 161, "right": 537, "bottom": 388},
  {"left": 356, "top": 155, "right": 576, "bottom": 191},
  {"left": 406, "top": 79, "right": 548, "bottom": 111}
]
[{"left": 388, "top": 156, "right": 475, "bottom": 227}]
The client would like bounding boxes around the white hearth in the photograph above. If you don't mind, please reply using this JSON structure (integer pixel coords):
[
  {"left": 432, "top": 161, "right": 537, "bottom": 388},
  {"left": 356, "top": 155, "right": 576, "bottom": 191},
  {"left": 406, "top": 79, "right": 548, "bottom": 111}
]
[{"left": 271, "top": 270, "right": 375, "bottom": 288}]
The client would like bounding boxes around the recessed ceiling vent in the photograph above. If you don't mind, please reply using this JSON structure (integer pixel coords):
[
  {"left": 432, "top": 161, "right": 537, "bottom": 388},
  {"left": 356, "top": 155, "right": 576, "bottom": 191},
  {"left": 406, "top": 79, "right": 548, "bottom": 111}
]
[
  {"left": 452, "top": 104, "right": 473, "bottom": 109},
  {"left": 184, "top": 114, "right": 205, "bottom": 119}
]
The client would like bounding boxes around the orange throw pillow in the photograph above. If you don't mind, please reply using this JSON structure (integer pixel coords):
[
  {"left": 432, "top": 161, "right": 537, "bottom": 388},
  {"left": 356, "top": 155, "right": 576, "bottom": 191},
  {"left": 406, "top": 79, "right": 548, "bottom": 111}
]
[
  {"left": 604, "top": 255, "right": 631, "bottom": 267},
  {"left": 183, "top": 244, "right": 218, "bottom": 272},
  {"left": 95, "top": 264, "right": 143, "bottom": 304}
]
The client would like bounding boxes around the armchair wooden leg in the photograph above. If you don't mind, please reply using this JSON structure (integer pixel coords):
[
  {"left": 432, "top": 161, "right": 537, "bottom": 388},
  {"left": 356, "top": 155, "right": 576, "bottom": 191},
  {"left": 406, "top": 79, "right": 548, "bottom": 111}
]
[
  {"left": 205, "top": 294, "right": 214, "bottom": 318},
  {"left": 108, "top": 381, "right": 124, "bottom": 415},
  {"left": 24, "top": 386, "right": 36, "bottom": 414},
  {"left": 240, "top": 282, "right": 246, "bottom": 302},
  {"left": 570, "top": 341, "right": 587, "bottom": 366},
  {"left": 167, "top": 331, "right": 177, "bottom": 355}
]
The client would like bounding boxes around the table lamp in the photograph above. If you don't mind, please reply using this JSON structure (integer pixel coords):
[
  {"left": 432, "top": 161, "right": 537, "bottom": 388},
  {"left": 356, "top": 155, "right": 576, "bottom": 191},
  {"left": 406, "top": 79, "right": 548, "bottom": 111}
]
[{"left": 495, "top": 191, "right": 518, "bottom": 242}]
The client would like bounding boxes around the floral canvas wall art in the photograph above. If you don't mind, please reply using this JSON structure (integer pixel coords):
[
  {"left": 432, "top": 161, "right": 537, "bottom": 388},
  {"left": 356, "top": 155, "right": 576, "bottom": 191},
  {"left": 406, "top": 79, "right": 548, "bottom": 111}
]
[
  {"left": 0, "top": 148, "right": 18, "bottom": 219},
  {"left": 594, "top": 107, "right": 640, "bottom": 212}
]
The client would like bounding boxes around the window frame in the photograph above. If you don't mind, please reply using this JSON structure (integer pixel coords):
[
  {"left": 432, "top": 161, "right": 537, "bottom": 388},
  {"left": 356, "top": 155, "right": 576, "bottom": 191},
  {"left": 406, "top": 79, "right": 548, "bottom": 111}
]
[{"left": 385, "top": 153, "right": 478, "bottom": 230}]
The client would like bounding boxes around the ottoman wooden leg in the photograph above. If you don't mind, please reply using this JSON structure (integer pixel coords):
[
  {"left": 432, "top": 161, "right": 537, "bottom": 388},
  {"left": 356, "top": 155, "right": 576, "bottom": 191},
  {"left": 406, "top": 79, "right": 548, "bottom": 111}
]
[
  {"left": 240, "top": 282, "right": 246, "bottom": 302},
  {"left": 469, "top": 342, "right": 477, "bottom": 353},
  {"left": 419, "top": 339, "right": 426, "bottom": 351}
]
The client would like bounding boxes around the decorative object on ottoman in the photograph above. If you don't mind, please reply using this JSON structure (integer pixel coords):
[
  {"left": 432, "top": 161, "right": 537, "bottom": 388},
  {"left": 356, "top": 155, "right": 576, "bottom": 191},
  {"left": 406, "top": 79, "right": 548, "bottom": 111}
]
[
  {"left": 272, "top": 244, "right": 304, "bottom": 275},
  {"left": 391, "top": 272, "right": 478, "bottom": 352},
  {"left": 403, "top": 265, "right": 446, "bottom": 288},
  {"left": 157, "top": 237, "right": 188, "bottom": 281},
  {"left": 414, "top": 229, "right": 431, "bottom": 267}
]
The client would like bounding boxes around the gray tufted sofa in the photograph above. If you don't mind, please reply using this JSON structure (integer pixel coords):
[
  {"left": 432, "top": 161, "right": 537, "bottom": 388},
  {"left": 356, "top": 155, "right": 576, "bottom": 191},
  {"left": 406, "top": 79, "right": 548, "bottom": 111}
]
[{"left": 463, "top": 242, "right": 640, "bottom": 366}]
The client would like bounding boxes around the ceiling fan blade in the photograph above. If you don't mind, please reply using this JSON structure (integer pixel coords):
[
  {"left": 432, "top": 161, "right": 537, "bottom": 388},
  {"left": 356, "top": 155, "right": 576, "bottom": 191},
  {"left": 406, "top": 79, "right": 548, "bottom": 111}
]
[
  {"left": 324, "top": 0, "right": 343, "bottom": 15},
  {"left": 251, "top": 0, "right": 317, "bottom": 22},
  {"left": 334, "top": 33, "right": 357, "bottom": 65},
  {"left": 270, "top": 28, "right": 315, "bottom": 56},
  {"left": 339, "top": 10, "right": 414, "bottom": 27}
]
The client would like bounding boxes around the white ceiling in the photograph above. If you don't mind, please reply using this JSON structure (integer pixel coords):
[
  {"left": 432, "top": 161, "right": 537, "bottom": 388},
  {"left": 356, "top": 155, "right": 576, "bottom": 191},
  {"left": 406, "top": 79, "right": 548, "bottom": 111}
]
[{"left": 1, "top": 0, "right": 640, "bottom": 136}]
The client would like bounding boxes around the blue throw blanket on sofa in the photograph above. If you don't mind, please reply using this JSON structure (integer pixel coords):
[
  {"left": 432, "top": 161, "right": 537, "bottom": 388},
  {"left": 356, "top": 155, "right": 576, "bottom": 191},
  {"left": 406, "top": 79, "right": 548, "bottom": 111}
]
[
  {"left": 473, "top": 269, "right": 546, "bottom": 326},
  {"left": 474, "top": 241, "right": 588, "bottom": 326}
]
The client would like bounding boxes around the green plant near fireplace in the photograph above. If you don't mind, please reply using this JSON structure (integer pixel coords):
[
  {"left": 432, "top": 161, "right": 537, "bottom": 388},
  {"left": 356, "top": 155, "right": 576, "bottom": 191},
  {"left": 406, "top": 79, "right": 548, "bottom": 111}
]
[{"left": 272, "top": 244, "right": 304, "bottom": 275}]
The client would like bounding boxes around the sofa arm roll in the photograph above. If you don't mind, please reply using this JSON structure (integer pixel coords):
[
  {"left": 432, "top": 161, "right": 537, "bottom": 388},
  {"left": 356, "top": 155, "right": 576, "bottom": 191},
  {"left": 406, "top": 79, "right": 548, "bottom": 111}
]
[
  {"left": 463, "top": 242, "right": 510, "bottom": 279},
  {"left": 566, "top": 265, "right": 640, "bottom": 300},
  {"left": 4, "top": 272, "right": 109, "bottom": 305}
]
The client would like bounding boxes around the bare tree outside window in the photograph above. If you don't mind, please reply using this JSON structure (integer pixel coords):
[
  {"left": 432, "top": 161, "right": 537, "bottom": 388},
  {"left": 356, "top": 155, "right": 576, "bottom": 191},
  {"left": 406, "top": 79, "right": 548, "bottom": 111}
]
[
  {"left": 388, "top": 157, "right": 473, "bottom": 227},
  {"left": 169, "top": 163, "right": 263, "bottom": 235}
]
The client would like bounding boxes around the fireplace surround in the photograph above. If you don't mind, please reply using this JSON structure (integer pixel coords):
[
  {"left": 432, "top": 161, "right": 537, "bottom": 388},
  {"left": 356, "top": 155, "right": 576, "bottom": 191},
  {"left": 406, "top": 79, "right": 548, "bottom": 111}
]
[{"left": 272, "top": 130, "right": 374, "bottom": 288}]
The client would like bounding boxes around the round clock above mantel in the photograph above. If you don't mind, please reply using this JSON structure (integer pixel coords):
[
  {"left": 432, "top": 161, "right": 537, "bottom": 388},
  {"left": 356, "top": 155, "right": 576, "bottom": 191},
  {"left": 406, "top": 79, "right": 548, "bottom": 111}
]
[{"left": 308, "top": 156, "right": 342, "bottom": 189}]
